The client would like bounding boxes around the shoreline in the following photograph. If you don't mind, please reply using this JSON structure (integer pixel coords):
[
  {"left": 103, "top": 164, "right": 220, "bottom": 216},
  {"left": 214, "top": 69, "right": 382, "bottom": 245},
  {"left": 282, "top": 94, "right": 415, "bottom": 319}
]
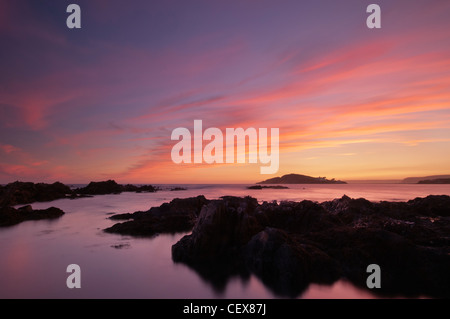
[{"left": 1, "top": 182, "right": 449, "bottom": 298}]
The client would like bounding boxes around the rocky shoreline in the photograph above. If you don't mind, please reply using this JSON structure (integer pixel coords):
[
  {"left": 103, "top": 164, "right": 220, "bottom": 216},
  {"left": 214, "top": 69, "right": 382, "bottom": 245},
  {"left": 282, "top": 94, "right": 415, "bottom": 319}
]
[
  {"left": 0, "top": 180, "right": 158, "bottom": 207},
  {"left": 107, "top": 194, "right": 450, "bottom": 298},
  {"left": 0, "top": 180, "right": 159, "bottom": 226},
  {"left": 1, "top": 180, "right": 449, "bottom": 298}
]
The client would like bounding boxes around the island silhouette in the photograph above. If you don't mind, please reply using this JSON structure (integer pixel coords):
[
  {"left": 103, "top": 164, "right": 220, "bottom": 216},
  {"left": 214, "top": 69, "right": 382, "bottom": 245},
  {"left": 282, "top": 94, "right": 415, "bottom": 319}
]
[{"left": 257, "top": 173, "right": 347, "bottom": 184}]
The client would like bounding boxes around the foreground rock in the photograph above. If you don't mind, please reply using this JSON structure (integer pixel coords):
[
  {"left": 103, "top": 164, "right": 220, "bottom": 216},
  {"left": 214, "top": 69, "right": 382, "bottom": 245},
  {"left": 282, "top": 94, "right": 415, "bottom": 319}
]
[
  {"left": 104, "top": 196, "right": 208, "bottom": 236},
  {"left": 104, "top": 193, "right": 450, "bottom": 297},
  {"left": 0, "top": 181, "right": 73, "bottom": 207},
  {"left": 171, "top": 195, "right": 450, "bottom": 298},
  {"left": 0, "top": 205, "right": 65, "bottom": 227}
]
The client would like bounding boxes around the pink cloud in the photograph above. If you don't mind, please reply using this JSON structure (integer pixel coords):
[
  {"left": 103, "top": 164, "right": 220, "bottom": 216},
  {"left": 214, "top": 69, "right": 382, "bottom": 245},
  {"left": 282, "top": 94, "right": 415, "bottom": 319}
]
[{"left": 0, "top": 144, "right": 20, "bottom": 154}]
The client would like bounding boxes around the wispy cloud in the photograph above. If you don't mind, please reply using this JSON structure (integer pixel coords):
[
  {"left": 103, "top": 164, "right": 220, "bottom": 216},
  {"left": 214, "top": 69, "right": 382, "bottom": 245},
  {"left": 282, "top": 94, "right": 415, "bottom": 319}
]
[{"left": 1, "top": 1, "right": 450, "bottom": 183}]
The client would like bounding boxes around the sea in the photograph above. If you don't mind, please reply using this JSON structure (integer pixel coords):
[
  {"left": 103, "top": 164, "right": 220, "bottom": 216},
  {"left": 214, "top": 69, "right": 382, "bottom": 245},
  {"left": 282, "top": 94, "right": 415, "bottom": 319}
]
[{"left": 0, "top": 183, "right": 449, "bottom": 299}]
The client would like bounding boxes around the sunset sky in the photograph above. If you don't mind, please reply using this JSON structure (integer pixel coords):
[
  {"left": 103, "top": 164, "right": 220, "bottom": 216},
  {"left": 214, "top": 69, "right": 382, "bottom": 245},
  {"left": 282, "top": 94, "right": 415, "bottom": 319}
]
[{"left": 1, "top": 0, "right": 450, "bottom": 183}]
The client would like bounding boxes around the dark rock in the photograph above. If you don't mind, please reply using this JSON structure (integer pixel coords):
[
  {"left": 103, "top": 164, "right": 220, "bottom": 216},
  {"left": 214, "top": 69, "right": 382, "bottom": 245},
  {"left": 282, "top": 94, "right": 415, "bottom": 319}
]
[
  {"left": 75, "top": 180, "right": 157, "bottom": 195},
  {"left": 245, "top": 227, "right": 340, "bottom": 297},
  {"left": 307, "top": 227, "right": 450, "bottom": 298},
  {"left": 123, "top": 184, "right": 158, "bottom": 193},
  {"left": 0, "top": 181, "right": 73, "bottom": 206},
  {"left": 0, "top": 205, "right": 65, "bottom": 227},
  {"left": 418, "top": 178, "right": 450, "bottom": 184},
  {"left": 403, "top": 175, "right": 450, "bottom": 184},
  {"left": 104, "top": 195, "right": 209, "bottom": 236},
  {"left": 170, "top": 194, "right": 450, "bottom": 298},
  {"left": 255, "top": 200, "right": 341, "bottom": 234},
  {"left": 171, "top": 196, "right": 341, "bottom": 297},
  {"left": 18, "top": 205, "right": 33, "bottom": 213},
  {"left": 247, "top": 185, "right": 289, "bottom": 189},
  {"left": 257, "top": 173, "right": 346, "bottom": 184},
  {"left": 171, "top": 196, "right": 261, "bottom": 292},
  {"left": 102, "top": 191, "right": 450, "bottom": 298},
  {"left": 247, "top": 185, "right": 263, "bottom": 190},
  {"left": 172, "top": 196, "right": 261, "bottom": 263},
  {"left": 406, "top": 195, "right": 450, "bottom": 217},
  {"left": 170, "top": 187, "right": 187, "bottom": 191},
  {"left": 75, "top": 180, "right": 124, "bottom": 195},
  {"left": 108, "top": 212, "right": 135, "bottom": 220},
  {"left": 111, "top": 243, "right": 131, "bottom": 249}
]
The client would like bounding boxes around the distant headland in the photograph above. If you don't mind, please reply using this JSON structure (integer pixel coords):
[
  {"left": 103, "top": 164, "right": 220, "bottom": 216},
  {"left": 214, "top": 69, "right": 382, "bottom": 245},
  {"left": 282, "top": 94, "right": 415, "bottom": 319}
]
[
  {"left": 418, "top": 178, "right": 450, "bottom": 184},
  {"left": 402, "top": 175, "right": 450, "bottom": 184},
  {"left": 257, "top": 173, "right": 347, "bottom": 184}
]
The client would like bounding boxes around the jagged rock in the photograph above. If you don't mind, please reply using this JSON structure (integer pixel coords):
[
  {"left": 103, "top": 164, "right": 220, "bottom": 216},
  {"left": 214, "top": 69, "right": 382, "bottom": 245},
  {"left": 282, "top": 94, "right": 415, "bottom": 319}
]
[
  {"left": 170, "top": 194, "right": 450, "bottom": 298},
  {"left": 172, "top": 196, "right": 261, "bottom": 263},
  {"left": 105, "top": 193, "right": 450, "bottom": 298},
  {"left": 406, "top": 195, "right": 450, "bottom": 217},
  {"left": 255, "top": 199, "right": 341, "bottom": 233},
  {"left": 104, "top": 196, "right": 209, "bottom": 236}
]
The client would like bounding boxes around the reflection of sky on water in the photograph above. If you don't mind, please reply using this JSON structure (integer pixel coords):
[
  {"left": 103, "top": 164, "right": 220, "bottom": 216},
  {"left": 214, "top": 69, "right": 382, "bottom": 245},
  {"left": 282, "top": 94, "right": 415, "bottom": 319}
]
[{"left": 1, "top": 184, "right": 447, "bottom": 298}]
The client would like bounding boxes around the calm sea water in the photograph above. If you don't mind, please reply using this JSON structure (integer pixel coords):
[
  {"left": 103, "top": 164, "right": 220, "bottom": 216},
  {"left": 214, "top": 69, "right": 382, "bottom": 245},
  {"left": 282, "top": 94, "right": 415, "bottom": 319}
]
[{"left": 0, "top": 183, "right": 448, "bottom": 299}]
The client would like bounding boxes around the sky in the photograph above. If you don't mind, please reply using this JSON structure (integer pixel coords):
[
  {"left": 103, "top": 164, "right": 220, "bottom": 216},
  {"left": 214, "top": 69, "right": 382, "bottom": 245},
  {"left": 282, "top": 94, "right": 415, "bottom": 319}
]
[{"left": 1, "top": 0, "right": 450, "bottom": 184}]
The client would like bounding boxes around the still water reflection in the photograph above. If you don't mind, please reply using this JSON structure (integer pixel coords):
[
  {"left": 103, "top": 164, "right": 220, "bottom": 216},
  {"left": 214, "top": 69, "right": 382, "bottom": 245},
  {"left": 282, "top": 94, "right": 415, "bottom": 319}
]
[{"left": 1, "top": 184, "right": 446, "bottom": 298}]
